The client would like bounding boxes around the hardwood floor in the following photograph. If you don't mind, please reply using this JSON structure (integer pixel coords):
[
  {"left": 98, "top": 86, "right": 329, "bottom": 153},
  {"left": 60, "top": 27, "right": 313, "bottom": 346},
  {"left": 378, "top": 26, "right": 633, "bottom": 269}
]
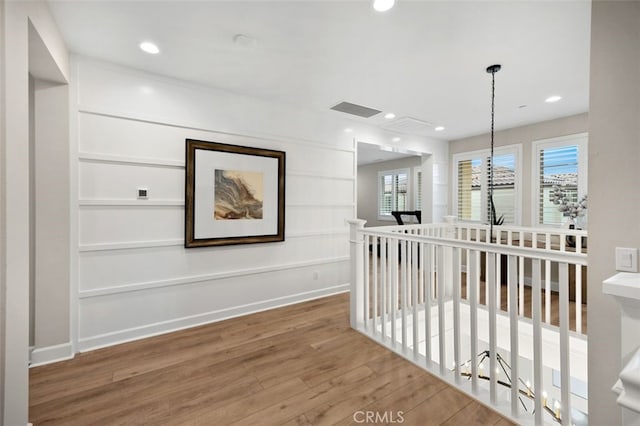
[{"left": 30, "top": 293, "right": 514, "bottom": 425}]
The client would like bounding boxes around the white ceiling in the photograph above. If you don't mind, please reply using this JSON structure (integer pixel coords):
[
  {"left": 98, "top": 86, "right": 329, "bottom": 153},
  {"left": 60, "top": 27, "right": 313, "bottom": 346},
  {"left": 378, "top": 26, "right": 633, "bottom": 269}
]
[{"left": 47, "top": 0, "right": 591, "bottom": 141}]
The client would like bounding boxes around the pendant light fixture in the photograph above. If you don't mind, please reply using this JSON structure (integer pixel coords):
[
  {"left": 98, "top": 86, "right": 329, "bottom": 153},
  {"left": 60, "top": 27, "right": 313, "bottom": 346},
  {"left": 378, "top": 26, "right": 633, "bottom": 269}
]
[{"left": 486, "top": 64, "right": 501, "bottom": 241}]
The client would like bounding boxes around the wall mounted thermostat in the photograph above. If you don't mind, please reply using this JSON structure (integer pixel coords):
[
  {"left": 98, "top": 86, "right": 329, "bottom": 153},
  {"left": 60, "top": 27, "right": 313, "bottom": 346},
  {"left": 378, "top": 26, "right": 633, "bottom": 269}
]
[{"left": 137, "top": 188, "right": 149, "bottom": 199}]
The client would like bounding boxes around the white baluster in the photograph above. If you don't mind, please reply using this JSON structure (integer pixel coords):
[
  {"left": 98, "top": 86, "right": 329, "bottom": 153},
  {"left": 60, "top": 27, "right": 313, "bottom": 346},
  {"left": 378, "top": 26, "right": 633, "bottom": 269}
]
[
  {"left": 372, "top": 236, "right": 378, "bottom": 334},
  {"left": 485, "top": 235, "right": 490, "bottom": 307},
  {"left": 438, "top": 245, "right": 446, "bottom": 376},
  {"left": 364, "top": 234, "right": 370, "bottom": 332},
  {"left": 452, "top": 247, "right": 461, "bottom": 384},
  {"left": 496, "top": 244, "right": 502, "bottom": 311},
  {"left": 532, "top": 259, "right": 543, "bottom": 425},
  {"left": 412, "top": 241, "right": 420, "bottom": 360},
  {"left": 519, "top": 233, "right": 525, "bottom": 315},
  {"left": 469, "top": 250, "right": 479, "bottom": 394},
  {"left": 424, "top": 243, "right": 433, "bottom": 366},
  {"left": 381, "top": 237, "right": 387, "bottom": 340},
  {"left": 401, "top": 240, "right": 408, "bottom": 354},
  {"left": 576, "top": 263, "right": 583, "bottom": 335},
  {"left": 545, "top": 233, "right": 552, "bottom": 325},
  {"left": 390, "top": 237, "right": 398, "bottom": 348},
  {"left": 487, "top": 252, "right": 498, "bottom": 404},
  {"left": 559, "top": 262, "right": 572, "bottom": 425},
  {"left": 508, "top": 255, "right": 520, "bottom": 419}
]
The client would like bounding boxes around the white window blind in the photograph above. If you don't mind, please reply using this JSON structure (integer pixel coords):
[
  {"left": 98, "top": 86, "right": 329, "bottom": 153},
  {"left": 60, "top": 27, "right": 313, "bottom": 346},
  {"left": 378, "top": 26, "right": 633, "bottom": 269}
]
[
  {"left": 378, "top": 170, "right": 409, "bottom": 217},
  {"left": 532, "top": 134, "right": 587, "bottom": 227},
  {"left": 457, "top": 158, "right": 482, "bottom": 221},
  {"left": 487, "top": 153, "right": 516, "bottom": 224},
  {"left": 454, "top": 144, "right": 521, "bottom": 225},
  {"left": 538, "top": 145, "right": 579, "bottom": 226}
]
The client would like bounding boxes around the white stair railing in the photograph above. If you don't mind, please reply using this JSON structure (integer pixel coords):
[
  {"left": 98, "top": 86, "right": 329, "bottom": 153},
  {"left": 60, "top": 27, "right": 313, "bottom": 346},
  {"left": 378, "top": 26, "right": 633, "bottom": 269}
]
[{"left": 349, "top": 220, "right": 588, "bottom": 426}]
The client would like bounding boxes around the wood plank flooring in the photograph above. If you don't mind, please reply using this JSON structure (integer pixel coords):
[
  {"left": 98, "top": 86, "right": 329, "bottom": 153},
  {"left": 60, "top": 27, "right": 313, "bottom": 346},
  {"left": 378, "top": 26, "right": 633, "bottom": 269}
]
[{"left": 30, "top": 293, "right": 514, "bottom": 425}]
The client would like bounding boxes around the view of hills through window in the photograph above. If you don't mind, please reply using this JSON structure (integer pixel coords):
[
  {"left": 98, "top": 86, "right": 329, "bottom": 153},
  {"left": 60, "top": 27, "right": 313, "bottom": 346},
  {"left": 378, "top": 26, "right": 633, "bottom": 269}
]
[
  {"left": 458, "top": 154, "right": 517, "bottom": 224},
  {"left": 538, "top": 145, "right": 579, "bottom": 225},
  {"left": 457, "top": 146, "right": 579, "bottom": 225}
]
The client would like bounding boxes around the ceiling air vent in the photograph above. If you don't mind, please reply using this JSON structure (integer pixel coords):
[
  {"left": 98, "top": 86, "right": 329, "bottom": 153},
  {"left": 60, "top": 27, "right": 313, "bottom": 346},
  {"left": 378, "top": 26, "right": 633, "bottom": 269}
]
[
  {"left": 384, "top": 117, "right": 434, "bottom": 134},
  {"left": 330, "top": 101, "right": 382, "bottom": 118}
]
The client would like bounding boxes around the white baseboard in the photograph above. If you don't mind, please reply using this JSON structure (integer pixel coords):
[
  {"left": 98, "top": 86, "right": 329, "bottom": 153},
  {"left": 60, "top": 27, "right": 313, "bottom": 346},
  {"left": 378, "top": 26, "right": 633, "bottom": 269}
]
[
  {"left": 78, "top": 283, "right": 350, "bottom": 353},
  {"left": 29, "top": 342, "right": 74, "bottom": 367}
]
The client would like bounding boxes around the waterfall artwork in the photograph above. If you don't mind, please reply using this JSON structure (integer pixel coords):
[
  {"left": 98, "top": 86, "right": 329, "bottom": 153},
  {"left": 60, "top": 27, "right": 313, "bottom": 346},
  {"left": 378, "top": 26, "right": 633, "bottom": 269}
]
[
  {"left": 185, "top": 138, "right": 285, "bottom": 248},
  {"left": 214, "top": 170, "right": 264, "bottom": 220}
]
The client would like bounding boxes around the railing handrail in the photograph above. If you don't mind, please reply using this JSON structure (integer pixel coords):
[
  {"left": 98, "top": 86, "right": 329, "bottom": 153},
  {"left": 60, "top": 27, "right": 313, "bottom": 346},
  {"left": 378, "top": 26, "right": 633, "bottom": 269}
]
[
  {"left": 360, "top": 227, "right": 588, "bottom": 266},
  {"left": 350, "top": 219, "right": 588, "bottom": 424},
  {"left": 452, "top": 222, "right": 588, "bottom": 237},
  {"left": 371, "top": 222, "right": 588, "bottom": 237}
]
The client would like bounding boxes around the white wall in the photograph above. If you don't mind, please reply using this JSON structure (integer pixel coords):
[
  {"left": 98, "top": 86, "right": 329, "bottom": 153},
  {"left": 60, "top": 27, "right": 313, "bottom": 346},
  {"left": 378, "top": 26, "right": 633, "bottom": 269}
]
[
  {"left": 588, "top": 2, "right": 640, "bottom": 424},
  {"left": 0, "top": 0, "right": 6, "bottom": 420},
  {"left": 449, "top": 113, "right": 588, "bottom": 227},
  {"left": 357, "top": 156, "right": 423, "bottom": 227},
  {"left": 71, "top": 58, "right": 360, "bottom": 351},
  {"left": 354, "top": 130, "right": 449, "bottom": 225},
  {"left": 2, "top": 1, "right": 69, "bottom": 424},
  {"left": 33, "top": 80, "right": 70, "bottom": 353}
]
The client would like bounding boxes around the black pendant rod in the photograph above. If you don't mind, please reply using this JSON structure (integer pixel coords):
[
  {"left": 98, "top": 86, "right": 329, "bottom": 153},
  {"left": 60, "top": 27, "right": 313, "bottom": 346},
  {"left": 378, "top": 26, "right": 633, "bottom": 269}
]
[{"left": 486, "top": 64, "right": 501, "bottom": 242}]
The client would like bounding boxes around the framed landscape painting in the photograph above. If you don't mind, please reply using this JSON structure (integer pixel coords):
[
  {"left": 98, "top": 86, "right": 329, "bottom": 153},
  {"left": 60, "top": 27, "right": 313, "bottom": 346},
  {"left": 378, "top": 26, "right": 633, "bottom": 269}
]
[{"left": 184, "top": 139, "right": 285, "bottom": 248}]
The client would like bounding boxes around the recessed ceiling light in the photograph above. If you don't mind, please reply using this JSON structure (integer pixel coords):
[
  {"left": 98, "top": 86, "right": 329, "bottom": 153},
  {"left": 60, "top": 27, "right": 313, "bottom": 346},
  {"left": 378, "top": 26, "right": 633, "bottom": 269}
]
[
  {"left": 344, "top": 128, "right": 353, "bottom": 133},
  {"left": 139, "top": 41, "right": 160, "bottom": 55},
  {"left": 545, "top": 95, "right": 562, "bottom": 103},
  {"left": 373, "top": 0, "right": 395, "bottom": 12},
  {"left": 392, "top": 137, "right": 401, "bottom": 142},
  {"left": 435, "top": 126, "right": 445, "bottom": 131},
  {"left": 384, "top": 112, "right": 396, "bottom": 119}
]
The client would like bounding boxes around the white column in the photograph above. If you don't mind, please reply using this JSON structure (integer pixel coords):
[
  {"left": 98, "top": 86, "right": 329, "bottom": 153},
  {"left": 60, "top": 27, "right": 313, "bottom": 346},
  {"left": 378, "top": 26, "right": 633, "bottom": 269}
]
[{"left": 348, "top": 219, "right": 367, "bottom": 329}]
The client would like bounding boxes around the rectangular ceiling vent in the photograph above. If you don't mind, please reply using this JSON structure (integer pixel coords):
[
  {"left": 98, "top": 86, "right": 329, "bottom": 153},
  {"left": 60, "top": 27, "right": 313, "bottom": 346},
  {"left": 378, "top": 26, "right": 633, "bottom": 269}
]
[
  {"left": 330, "top": 101, "right": 381, "bottom": 118},
  {"left": 384, "top": 116, "right": 433, "bottom": 134}
]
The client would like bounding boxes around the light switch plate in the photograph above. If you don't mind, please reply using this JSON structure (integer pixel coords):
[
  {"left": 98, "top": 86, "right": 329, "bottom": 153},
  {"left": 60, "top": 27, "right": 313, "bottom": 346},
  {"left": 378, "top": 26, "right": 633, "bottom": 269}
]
[{"left": 616, "top": 247, "right": 638, "bottom": 272}]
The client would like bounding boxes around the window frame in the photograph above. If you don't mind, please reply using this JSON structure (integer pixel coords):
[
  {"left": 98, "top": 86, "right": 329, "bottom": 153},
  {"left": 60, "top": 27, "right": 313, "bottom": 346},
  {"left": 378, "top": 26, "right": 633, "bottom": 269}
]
[
  {"left": 451, "top": 143, "right": 522, "bottom": 225},
  {"left": 377, "top": 168, "right": 411, "bottom": 221},
  {"left": 532, "top": 133, "right": 588, "bottom": 228}
]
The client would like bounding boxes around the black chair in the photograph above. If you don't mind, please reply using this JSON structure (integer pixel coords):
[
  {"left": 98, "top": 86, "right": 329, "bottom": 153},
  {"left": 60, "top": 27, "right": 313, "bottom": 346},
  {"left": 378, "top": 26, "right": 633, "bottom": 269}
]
[
  {"left": 391, "top": 210, "right": 421, "bottom": 225},
  {"left": 387, "top": 211, "right": 422, "bottom": 262}
]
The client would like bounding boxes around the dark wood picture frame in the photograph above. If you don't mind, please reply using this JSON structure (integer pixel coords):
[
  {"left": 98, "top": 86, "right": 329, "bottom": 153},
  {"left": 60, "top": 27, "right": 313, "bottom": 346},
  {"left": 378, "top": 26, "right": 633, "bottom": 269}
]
[{"left": 185, "top": 139, "right": 285, "bottom": 248}]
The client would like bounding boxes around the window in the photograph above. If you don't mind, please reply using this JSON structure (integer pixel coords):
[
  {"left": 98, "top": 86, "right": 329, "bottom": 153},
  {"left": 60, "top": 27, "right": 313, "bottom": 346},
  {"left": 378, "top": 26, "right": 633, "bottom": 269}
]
[
  {"left": 414, "top": 168, "right": 423, "bottom": 211},
  {"left": 453, "top": 145, "right": 521, "bottom": 225},
  {"left": 489, "top": 153, "right": 517, "bottom": 224},
  {"left": 457, "top": 157, "right": 482, "bottom": 221},
  {"left": 378, "top": 169, "right": 409, "bottom": 218},
  {"left": 533, "top": 133, "right": 588, "bottom": 226}
]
